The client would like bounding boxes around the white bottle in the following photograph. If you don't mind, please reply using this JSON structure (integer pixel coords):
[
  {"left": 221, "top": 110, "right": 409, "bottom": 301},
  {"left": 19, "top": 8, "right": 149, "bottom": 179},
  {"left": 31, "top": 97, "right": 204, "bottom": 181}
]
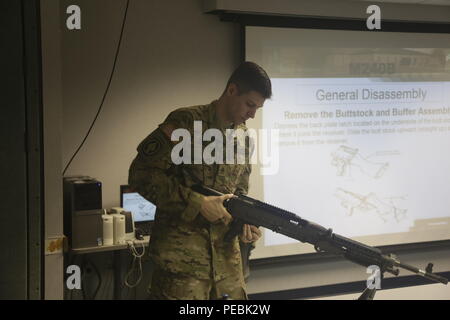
[
  {"left": 102, "top": 215, "right": 114, "bottom": 246},
  {"left": 113, "top": 214, "right": 126, "bottom": 245}
]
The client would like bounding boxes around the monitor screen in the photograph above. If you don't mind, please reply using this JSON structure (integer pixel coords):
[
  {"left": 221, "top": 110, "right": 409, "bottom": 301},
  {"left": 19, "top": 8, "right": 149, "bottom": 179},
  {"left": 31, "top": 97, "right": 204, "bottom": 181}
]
[{"left": 120, "top": 185, "right": 156, "bottom": 222}]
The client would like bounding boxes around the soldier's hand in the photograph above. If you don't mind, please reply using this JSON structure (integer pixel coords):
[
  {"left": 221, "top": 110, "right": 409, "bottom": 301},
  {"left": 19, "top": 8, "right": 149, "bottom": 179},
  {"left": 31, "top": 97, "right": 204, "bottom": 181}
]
[
  {"left": 199, "top": 194, "right": 234, "bottom": 225},
  {"left": 239, "top": 224, "right": 261, "bottom": 243}
]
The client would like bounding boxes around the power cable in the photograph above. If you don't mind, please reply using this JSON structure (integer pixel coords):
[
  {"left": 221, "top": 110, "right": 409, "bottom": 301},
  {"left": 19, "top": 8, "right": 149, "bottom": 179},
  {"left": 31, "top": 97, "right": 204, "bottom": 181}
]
[{"left": 63, "top": 0, "right": 131, "bottom": 176}]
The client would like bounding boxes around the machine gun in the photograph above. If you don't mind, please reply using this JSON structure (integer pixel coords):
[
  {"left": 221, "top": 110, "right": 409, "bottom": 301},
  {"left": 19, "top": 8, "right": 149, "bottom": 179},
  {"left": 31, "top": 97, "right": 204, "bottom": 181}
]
[{"left": 192, "top": 185, "right": 448, "bottom": 299}]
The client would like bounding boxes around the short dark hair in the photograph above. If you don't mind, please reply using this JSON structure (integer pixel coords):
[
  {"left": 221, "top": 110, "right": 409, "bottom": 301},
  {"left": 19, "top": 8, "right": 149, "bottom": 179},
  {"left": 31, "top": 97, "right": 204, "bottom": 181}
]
[{"left": 226, "top": 61, "right": 272, "bottom": 99}]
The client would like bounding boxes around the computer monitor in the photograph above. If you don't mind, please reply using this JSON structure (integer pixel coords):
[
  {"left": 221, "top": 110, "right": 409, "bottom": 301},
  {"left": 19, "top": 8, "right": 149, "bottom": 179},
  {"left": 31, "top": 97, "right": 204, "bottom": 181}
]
[{"left": 120, "top": 185, "right": 156, "bottom": 223}]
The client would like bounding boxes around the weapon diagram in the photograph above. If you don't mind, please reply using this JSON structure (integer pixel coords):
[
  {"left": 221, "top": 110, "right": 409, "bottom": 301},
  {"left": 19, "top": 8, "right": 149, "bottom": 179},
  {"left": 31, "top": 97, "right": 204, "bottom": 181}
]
[
  {"left": 331, "top": 145, "right": 391, "bottom": 179},
  {"left": 334, "top": 188, "right": 407, "bottom": 223}
]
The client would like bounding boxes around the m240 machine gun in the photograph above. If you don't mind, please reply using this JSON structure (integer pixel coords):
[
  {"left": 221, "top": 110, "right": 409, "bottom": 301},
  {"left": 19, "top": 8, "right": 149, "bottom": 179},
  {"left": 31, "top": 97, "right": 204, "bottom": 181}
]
[{"left": 192, "top": 185, "right": 448, "bottom": 299}]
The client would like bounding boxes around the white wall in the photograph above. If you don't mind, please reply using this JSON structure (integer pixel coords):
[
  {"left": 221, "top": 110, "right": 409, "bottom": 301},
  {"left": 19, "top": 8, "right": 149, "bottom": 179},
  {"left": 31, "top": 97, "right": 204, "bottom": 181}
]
[{"left": 61, "top": 0, "right": 240, "bottom": 208}]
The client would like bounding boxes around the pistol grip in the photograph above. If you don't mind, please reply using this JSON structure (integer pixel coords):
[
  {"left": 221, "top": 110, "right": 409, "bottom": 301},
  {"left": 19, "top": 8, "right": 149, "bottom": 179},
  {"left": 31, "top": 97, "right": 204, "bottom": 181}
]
[{"left": 224, "top": 219, "right": 244, "bottom": 242}]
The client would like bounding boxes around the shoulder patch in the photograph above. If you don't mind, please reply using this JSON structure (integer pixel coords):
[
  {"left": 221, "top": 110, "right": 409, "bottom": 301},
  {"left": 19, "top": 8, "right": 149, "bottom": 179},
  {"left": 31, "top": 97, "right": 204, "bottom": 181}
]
[
  {"left": 142, "top": 138, "right": 161, "bottom": 157},
  {"left": 137, "top": 127, "right": 172, "bottom": 161}
]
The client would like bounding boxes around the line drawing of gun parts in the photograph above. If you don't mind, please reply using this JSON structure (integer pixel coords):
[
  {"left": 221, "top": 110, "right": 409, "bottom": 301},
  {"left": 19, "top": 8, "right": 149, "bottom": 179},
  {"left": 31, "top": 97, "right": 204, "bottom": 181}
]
[
  {"left": 335, "top": 188, "right": 407, "bottom": 223},
  {"left": 331, "top": 145, "right": 389, "bottom": 179}
]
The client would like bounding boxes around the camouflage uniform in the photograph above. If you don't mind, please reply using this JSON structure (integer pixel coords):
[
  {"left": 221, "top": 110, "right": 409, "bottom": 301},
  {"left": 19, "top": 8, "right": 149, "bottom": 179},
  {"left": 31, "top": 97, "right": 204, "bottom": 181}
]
[{"left": 128, "top": 100, "right": 252, "bottom": 300}]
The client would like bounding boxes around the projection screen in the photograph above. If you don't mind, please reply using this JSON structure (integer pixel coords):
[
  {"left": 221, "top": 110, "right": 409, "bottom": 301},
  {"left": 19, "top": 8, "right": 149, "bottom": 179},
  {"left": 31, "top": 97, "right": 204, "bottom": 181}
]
[{"left": 245, "top": 26, "right": 450, "bottom": 259}]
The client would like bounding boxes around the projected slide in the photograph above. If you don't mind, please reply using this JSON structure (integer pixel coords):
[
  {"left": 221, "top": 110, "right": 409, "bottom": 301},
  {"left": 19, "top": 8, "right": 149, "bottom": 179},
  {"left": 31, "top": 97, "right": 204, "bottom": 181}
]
[
  {"left": 246, "top": 26, "right": 450, "bottom": 258},
  {"left": 263, "top": 77, "right": 450, "bottom": 246}
]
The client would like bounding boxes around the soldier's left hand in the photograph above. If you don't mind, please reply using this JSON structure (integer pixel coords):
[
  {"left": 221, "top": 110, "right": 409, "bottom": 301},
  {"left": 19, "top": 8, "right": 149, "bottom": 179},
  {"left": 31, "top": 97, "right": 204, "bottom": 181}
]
[{"left": 239, "top": 224, "right": 261, "bottom": 243}]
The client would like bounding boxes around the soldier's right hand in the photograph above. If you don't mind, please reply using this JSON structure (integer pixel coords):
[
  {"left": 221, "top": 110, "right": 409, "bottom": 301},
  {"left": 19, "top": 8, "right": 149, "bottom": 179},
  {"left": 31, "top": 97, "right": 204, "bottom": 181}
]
[{"left": 199, "top": 194, "right": 234, "bottom": 225}]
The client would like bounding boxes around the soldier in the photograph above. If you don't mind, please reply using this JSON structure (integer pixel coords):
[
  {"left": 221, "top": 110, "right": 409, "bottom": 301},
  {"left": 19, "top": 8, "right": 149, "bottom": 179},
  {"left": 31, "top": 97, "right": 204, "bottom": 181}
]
[{"left": 128, "top": 62, "right": 272, "bottom": 300}]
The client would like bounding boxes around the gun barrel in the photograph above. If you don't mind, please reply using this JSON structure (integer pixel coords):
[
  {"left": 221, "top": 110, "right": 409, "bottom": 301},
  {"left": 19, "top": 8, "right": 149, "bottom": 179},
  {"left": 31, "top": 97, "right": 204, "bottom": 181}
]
[{"left": 397, "top": 262, "right": 448, "bottom": 285}]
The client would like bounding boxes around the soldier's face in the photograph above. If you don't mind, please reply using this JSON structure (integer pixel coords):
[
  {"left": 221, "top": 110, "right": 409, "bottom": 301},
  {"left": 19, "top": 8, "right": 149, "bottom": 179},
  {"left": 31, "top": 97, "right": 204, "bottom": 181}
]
[{"left": 226, "top": 84, "right": 265, "bottom": 125}]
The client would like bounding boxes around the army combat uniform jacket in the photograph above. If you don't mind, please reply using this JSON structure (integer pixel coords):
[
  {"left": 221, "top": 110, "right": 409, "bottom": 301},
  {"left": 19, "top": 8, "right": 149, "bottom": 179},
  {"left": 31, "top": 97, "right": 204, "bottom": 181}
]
[{"left": 128, "top": 101, "right": 252, "bottom": 298}]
